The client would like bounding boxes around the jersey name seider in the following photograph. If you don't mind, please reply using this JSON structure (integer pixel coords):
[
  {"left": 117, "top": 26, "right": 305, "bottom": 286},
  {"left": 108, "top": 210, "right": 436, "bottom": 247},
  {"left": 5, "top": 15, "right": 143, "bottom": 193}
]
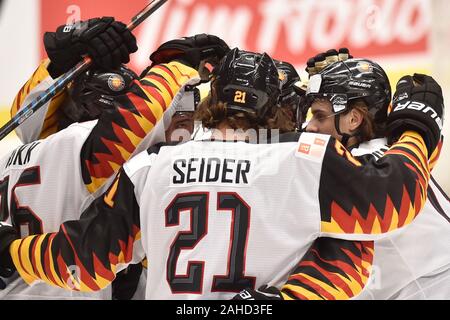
[{"left": 171, "top": 157, "right": 252, "bottom": 185}]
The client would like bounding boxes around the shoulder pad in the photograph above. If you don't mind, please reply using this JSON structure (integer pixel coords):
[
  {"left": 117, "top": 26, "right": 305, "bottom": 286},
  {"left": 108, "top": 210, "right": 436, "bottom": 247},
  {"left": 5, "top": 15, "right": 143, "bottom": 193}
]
[
  {"left": 123, "top": 150, "right": 157, "bottom": 178},
  {"left": 124, "top": 141, "right": 182, "bottom": 178}
]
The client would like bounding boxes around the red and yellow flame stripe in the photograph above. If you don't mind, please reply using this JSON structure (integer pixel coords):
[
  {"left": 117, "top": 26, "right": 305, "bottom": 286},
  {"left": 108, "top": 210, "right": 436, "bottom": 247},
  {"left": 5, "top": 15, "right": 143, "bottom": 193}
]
[
  {"left": 83, "top": 61, "right": 198, "bottom": 193},
  {"left": 9, "top": 169, "right": 143, "bottom": 291},
  {"left": 321, "top": 131, "right": 429, "bottom": 235},
  {"left": 281, "top": 239, "right": 374, "bottom": 300},
  {"left": 10, "top": 226, "right": 141, "bottom": 291}
]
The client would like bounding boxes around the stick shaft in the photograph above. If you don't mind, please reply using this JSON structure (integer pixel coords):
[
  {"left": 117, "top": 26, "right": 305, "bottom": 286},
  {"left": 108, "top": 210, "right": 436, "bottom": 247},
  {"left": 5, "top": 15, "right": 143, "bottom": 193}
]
[{"left": 0, "top": 0, "right": 169, "bottom": 141}]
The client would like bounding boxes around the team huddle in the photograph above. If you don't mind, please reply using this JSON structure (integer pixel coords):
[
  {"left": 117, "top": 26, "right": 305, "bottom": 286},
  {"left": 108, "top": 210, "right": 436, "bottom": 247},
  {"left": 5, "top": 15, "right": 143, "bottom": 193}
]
[{"left": 0, "top": 15, "right": 448, "bottom": 300}]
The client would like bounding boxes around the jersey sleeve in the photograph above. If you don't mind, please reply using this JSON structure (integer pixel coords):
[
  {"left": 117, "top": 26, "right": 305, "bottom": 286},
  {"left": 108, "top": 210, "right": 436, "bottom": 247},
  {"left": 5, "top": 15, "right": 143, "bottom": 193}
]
[
  {"left": 280, "top": 238, "right": 374, "bottom": 300},
  {"left": 429, "top": 136, "right": 443, "bottom": 172},
  {"left": 9, "top": 168, "right": 143, "bottom": 292},
  {"left": 11, "top": 59, "right": 68, "bottom": 143},
  {"left": 11, "top": 59, "right": 198, "bottom": 196},
  {"left": 319, "top": 131, "right": 430, "bottom": 239},
  {"left": 79, "top": 61, "right": 198, "bottom": 194}
]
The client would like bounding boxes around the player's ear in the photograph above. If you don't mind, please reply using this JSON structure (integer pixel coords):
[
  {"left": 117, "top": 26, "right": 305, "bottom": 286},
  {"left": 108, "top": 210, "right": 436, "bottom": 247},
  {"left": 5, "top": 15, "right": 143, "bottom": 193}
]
[{"left": 348, "top": 108, "right": 364, "bottom": 132}]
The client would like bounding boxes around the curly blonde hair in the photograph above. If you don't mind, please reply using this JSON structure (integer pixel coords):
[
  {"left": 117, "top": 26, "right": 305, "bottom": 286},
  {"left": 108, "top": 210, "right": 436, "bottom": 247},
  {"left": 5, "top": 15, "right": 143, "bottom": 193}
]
[{"left": 195, "top": 92, "right": 295, "bottom": 134}]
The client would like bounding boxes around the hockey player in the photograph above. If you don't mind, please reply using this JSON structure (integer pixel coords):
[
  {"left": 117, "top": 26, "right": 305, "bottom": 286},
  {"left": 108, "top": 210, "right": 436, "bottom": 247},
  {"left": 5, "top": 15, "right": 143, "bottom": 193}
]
[
  {"left": 299, "top": 58, "right": 449, "bottom": 300},
  {"left": 0, "top": 16, "right": 229, "bottom": 299},
  {"left": 238, "top": 57, "right": 449, "bottom": 300},
  {"left": 192, "top": 59, "right": 303, "bottom": 140},
  {"left": 271, "top": 60, "right": 303, "bottom": 133},
  {"left": 11, "top": 17, "right": 136, "bottom": 144},
  {"left": 0, "top": 48, "right": 443, "bottom": 299},
  {"left": 11, "top": 41, "right": 203, "bottom": 146}
]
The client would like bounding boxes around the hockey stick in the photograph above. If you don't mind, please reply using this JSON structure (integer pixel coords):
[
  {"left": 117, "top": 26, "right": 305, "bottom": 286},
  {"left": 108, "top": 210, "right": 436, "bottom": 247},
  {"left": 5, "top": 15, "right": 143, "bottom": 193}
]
[{"left": 0, "top": 0, "right": 169, "bottom": 141}]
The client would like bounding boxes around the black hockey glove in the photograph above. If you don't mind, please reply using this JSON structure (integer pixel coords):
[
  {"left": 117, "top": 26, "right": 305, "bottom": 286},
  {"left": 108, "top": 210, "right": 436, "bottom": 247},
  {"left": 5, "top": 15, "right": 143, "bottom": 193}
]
[
  {"left": 112, "top": 262, "right": 143, "bottom": 300},
  {"left": 232, "top": 285, "right": 282, "bottom": 300},
  {"left": 149, "top": 33, "right": 230, "bottom": 70},
  {"left": 44, "top": 17, "right": 138, "bottom": 78},
  {"left": 0, "top": 222, "right": 18, "bottom": 280},
  {"left": 386, "top": 73, "right": 444, "bottom": 157}
]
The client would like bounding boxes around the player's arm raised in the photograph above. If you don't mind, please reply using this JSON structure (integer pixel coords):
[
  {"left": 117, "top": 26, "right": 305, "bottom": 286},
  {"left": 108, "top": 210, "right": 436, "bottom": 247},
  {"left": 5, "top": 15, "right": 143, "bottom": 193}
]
[
  {"left": 11, "top": 17, "right": 138, "bottom": 143},
  {"left": 10, "top": 59, "right": 68, "bottom": 143},
  {"left": 54, "top": 33, "right": 229, "bottom": 195},
  {"left": 240, "top": 122, "right": 436, "bottom": 300},
  {"left": 0, "top": 34, "right": 230, "bottom": 292},
  {"left": 233, "top": 74, "right": 444, "bottom": 301},
  {"left": 319, "top": 74, "right": 443, "bottom": 240},
  {"left": 270, "top": 75, "right": 443, "bottom": 301}
]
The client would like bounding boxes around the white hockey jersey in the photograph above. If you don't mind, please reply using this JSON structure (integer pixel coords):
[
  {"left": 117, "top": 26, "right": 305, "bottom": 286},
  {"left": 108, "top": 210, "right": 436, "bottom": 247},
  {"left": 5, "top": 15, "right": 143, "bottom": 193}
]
[
  {"left": 0, "top": 122, "right": 111, "bottom": 299},
  {"left": 1, "top": 61, "right": 200, "bottom": 299},
  {"left": 8, "top": 131, "right": 432, "bottom": 299},
  {"left": 351, "top": 138, "right": 450, "bottom": 300}
]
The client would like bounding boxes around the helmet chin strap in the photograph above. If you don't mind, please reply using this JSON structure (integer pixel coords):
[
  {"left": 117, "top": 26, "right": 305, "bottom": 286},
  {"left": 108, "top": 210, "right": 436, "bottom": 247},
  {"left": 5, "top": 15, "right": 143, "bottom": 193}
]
[{"left": 334, "top": 112, "right": 353, "bottom": 148}]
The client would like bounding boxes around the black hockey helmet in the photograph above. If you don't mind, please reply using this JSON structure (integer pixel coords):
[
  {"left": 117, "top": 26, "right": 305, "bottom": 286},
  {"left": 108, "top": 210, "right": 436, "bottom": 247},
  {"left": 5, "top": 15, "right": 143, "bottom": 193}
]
[
  {"left": 211, "top": 48, "right": 280, "bottom": 118},
  {"left": 274, "top": 59, "right": 301, "bottom": 107},
  {"left": 64, "top": 65, "right": 138, "bottom": 123},
  {"left": 306, "top": 58, "right": 392, "bottom": 124}
]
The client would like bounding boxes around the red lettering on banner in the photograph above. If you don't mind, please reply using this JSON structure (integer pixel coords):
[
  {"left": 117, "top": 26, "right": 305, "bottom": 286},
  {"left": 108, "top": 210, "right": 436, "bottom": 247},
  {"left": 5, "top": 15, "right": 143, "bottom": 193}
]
[{"left": 41, "top": 0, "right": 430, "bottom": 73}]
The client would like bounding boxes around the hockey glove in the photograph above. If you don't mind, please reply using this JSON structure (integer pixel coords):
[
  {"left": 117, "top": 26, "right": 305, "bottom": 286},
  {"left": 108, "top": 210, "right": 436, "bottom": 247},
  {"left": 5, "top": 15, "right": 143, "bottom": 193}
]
[
  {"left": 44, "top": 17, "right": 138, "bottom": 78},
  {"left": 0, "top": 222, "right": 18, "bottom": 279},
  {"left": 232, "top": 285, "right": 282, "bottom": 300},
  {"left": 112, "top": 262, "right": 143, "bottom": 300},
  {"left": 386, "top": 74, "right": 444, "bottom": 157},
  {"left": 305, "top": 48, "right": 353, "bottom": 77},
  {"left": 149, "top": 34, "right": 230, "bottom": 71}
]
